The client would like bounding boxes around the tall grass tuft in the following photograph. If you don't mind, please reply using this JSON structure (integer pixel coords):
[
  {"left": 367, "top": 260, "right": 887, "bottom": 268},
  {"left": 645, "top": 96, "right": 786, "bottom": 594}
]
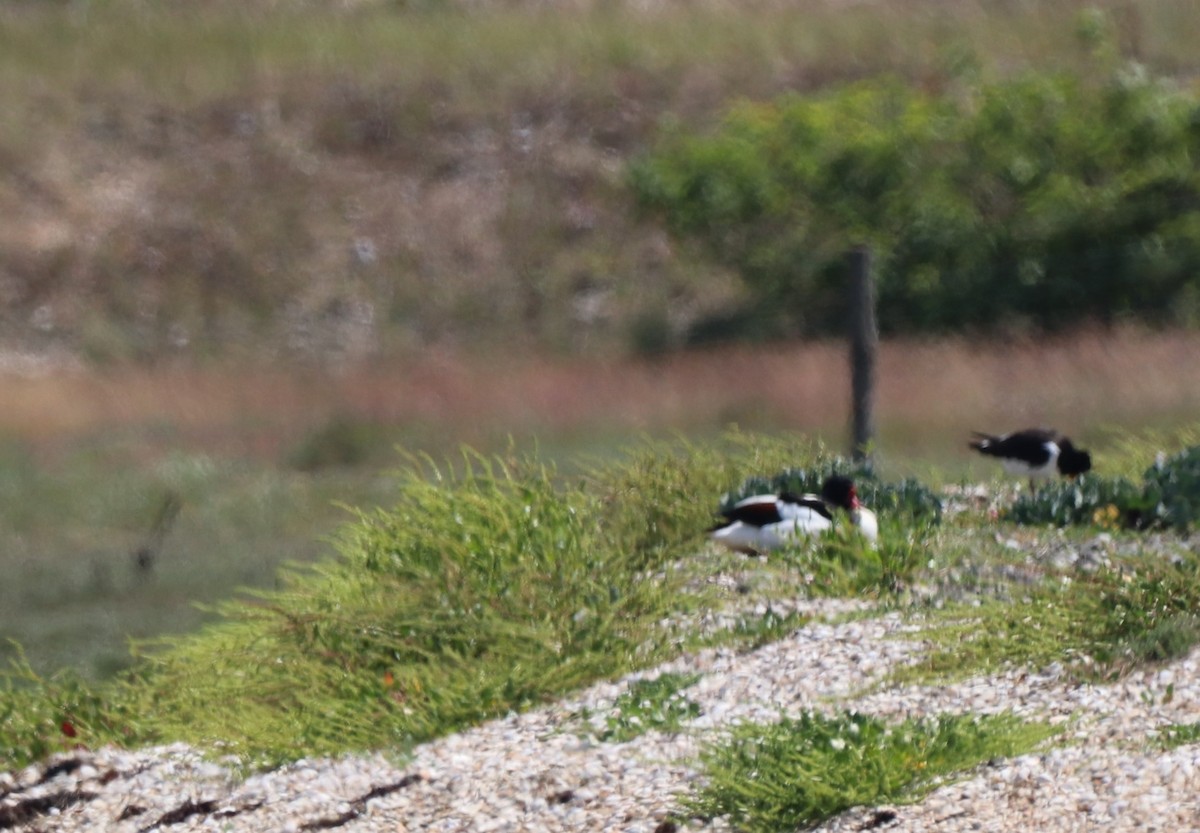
[
  {"left": 680, "top": 710, "right": 1056, "bottom": 833},
  {"left": 899, "top": 550, "right": 1200, "bottom": 686}
]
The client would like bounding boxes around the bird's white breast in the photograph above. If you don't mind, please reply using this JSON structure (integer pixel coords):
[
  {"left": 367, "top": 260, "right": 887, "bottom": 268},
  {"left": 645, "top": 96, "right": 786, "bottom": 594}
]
[{"left": 1000, "top": 442, "right": 1060, "bottom": 479}]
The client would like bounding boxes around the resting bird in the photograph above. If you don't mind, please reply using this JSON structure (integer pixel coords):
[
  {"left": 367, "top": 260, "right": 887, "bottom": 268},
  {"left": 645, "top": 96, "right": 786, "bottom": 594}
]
[
  {"left": 968, "top": 428, "right": 1092, "bottom": 492},
  {"left": 708, "top": 475, "right": 878, "bottom": 554}
]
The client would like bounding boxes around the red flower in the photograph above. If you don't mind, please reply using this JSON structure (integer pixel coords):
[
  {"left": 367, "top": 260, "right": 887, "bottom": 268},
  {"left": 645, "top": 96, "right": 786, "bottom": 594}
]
[{"left": 60, "top": 721, "right": 77, "bottom": 738}]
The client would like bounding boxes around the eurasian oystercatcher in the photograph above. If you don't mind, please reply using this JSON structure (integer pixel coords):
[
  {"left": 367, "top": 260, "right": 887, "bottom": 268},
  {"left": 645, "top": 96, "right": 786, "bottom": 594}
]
[
  {"left": 708, "top": 474, "right": 879, "bottom": 554},
  {"left": 968, "top": 428, "right": 1092, "bottom": 491}
]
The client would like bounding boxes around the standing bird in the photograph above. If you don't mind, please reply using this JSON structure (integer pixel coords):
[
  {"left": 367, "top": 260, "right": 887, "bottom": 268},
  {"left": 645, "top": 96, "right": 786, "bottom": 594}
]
[
  {"left": 968, "top": 428, "right": 1092, "bottom": 492},
  {"left": 708, "top": 474, "right": 878, "bottom": 554}
]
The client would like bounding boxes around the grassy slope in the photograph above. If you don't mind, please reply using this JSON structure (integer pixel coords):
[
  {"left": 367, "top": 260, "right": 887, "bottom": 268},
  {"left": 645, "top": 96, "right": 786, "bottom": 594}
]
[{"left": 5, "top": 425, "right": 1197, "bottom": 816}]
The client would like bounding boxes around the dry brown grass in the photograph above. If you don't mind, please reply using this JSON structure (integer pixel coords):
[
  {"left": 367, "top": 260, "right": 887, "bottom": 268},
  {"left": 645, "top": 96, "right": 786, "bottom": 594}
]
[{"left": 3, "top": 326, "right": 1197, "bottom": 471}]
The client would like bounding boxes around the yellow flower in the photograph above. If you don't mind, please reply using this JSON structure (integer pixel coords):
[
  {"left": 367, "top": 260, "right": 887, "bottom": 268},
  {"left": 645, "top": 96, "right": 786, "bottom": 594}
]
[{"left": 1092, "top": 504, "right": 1120, "bottom": 529}]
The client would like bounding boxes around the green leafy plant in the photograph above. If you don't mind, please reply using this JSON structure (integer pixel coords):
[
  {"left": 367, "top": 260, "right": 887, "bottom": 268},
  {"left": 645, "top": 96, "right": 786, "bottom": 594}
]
[
  {"left": 680, "top": 710, "right": 1055, "bottom": 833},
  {"left": 721, "top": 460, "right": 943, "bottom": 524},
  {"left": 1008, "top": 445, "right": 1200, "bottom": 531},
  {"left": 1142, "top": 446, "right": 1200, "bottom": 532},
  {"left": 596, "top": 672, "right": 702, "bottom": 742},
  {"left": 1007, "top": 474, "right": 1147, "bottom": 528}
]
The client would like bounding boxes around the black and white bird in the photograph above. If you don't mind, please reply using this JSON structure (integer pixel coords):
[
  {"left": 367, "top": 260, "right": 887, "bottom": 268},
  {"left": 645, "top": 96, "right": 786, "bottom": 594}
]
[
  {"left": 708, "top": 475, "right": 879, "bottom": 554},
  {"left": 968, "top": 428, "right": 1092, "bottom": 491}
]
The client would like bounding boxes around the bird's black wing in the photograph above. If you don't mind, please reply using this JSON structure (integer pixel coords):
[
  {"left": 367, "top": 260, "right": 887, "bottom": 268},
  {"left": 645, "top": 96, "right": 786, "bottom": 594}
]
[{"left": 970, "top": 429, "right": 1055, "bottom": 465}]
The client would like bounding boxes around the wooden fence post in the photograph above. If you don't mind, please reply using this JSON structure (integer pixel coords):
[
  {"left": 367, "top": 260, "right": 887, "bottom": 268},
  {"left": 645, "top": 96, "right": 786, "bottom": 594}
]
[{"left": 849, "top": 244, "right": 877, "bottom": 464}]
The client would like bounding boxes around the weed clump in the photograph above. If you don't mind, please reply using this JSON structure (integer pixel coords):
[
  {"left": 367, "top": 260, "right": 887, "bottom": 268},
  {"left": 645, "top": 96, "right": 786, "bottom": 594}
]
[
  {"left": 1007, "top": 473, "right": 1147, "bottom": 528},
  {"left": 1142, "top": 446, "right": 1200, "bottom": 532}
]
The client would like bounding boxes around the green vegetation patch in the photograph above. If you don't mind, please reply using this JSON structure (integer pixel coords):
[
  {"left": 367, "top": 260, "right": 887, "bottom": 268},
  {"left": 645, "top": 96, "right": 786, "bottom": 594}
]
[
  {"left": 680, "top": 710, "right": 1056, "bottom": 832},
  {"left": 632, "top": 21, "right": 1200, "bottom": 342},
  {"left": 702, "top": 608, "right": 815, "bottom": 654},
  {"left": 0, "top": 431, "right": 838, "bottom": 769},
  {"left": 1007, "top": 474, "right": 1148, "bottom": 528},
  {"left": 769, "top": 525, "right": 933, "bottom": 599},
  {"left": 1153, "top": 721, "right": 1200, "bottom": 751},
  {"left": 590, "top": 672, "right": 702, "bottom": 743},
  {"left": 1009, "top": 445, "right": 1200, "bottom": 531},
  {"left": 897, "top": 551, "right": 1200, "bottom": 686},
  {"left": 0, "top": 650, "right": 146, "bottom": 770}
]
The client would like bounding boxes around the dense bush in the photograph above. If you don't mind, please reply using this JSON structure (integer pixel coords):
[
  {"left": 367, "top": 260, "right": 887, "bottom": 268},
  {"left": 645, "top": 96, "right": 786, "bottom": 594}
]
[{"left": 631, "top": 62, "right": 1200, "bottom": 338}]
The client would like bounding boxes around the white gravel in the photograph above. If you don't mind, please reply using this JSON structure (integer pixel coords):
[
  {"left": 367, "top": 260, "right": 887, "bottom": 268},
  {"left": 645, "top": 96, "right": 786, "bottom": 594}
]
[{"left": 5, "top": 596, "right": 1200, "bottom": 832}]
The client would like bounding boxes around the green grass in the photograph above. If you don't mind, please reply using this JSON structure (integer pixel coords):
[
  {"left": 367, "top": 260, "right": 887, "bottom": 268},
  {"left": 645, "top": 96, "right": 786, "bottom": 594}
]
[
  {"left": 768, "top": 519, "right": 936, "bottom": 600},
  {"left": 0, "top": 431, "right": 837, "bottom": 769},
  {"left": 679, "top": 710, "right": 1057, "bottom": 833},
  {"left": 6, "top": 420, "right": 1200, "bottom": 799},
  {"left": 894, "top": 548, "right": 1200, "bottom": 687}
]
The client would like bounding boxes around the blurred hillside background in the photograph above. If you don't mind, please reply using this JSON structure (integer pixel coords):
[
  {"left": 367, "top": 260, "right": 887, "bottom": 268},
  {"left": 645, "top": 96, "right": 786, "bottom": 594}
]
[{"left": 4, "top": 0, "right": 1200, "bottom": 679}]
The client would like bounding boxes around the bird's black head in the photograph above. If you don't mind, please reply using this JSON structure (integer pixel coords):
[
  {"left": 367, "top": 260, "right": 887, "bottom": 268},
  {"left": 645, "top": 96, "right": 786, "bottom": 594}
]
[
  {"left": 820, "top": 475, "right": 860, "bottom": 510},
  {"left": 1058, "top": 441, "right": 1092, "bottom": 477}
]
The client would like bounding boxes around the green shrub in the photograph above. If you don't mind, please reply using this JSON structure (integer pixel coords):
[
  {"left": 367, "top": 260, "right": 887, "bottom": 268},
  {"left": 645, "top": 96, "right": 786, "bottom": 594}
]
[{"left": 632, "top": 61, "right": 1200, "bottom": 340}]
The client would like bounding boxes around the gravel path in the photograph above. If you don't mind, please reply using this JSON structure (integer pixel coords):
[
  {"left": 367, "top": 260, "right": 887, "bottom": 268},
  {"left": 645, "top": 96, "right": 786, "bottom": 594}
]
[{"left": 5, "top": 595, "right": 1200, "bottom": 832}]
